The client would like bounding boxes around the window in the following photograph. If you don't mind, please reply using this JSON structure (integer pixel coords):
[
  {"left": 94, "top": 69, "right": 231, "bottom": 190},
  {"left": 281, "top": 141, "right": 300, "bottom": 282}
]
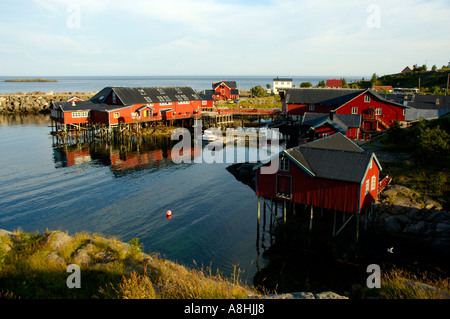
[
  {"left": 279, "top": 155, "right": 290, "bottom": 172},
  {"left": 72, "top": 112, "right": 89, "bottom": 118},
  {"left": 309, "top": 104, "right": 315, "bottom": 111},
  {"left": 371, "top": 175, "right": 376, "bottom": 191},
  {"left": 351, "top": 107, "right": 358, "bottom": 114},
  {"left": 375, "top": 108, "right": 382, "bottom": 115},
  {"left": 403, "top": 109, "right": 406, "bottom": 116},
  {"left": 113, "top": 112, "right": 120, "bottom": 119},
  {"left": 138, "top": 89, "right": 146, "bottom": 95},
  {"left": 112, "top": 92, "right": 117, "bottom": 104},
  {"left": 365, "top": 180, "right": 370, "bottom": 195},
  {"left": 157, "top": 88, "right": 165, "bottom": 94},
  {"left": 364, "top": 95, "right": 371, "bottom": 103},
  {"left": 175, "top": 88, "right": 183, "bottom": 94},
  {"left": 144, "top": 97, "right": 152, "bottom": 103},
  {"left": 202, "top": 100, "right": 207, "bottom": 105}
]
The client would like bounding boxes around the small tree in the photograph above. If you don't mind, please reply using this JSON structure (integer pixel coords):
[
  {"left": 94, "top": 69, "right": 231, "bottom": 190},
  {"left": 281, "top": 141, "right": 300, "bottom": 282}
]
[
  {"left": 300, "top": 82, "right": 312, "bottom": 88},
  {"left": 371, "top": 73, "right": 378, "bottom": 86},
  {"left": 415, "top": 120, "right": 450, "bottom": 164},
  {"left": 317, "top": 80, "right": 326, "bottom": 88},
  {"left": 251, "top": 86, "right": 267, "bottom": 98}
]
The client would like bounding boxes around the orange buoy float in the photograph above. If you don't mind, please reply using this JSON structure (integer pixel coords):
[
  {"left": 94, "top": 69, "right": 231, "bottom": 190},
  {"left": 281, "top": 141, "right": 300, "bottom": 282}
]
[{"left": 166, "top": 210, "right": 172, "bottom": 219}]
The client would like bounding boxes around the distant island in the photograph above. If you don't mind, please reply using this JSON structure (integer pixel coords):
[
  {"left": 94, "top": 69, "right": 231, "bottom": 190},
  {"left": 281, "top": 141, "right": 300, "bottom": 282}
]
[{"left": 4, "top": 78, "right": 58, "bottom": 83}]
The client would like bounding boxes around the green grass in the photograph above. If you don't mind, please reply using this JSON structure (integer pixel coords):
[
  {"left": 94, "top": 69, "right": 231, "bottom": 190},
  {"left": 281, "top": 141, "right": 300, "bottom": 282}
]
[
  {"left": 376, "top": 267, "right": 450, "bottom": 299},
  {"left": 0, "top": 229, "right": 257, "bottom": 299}
]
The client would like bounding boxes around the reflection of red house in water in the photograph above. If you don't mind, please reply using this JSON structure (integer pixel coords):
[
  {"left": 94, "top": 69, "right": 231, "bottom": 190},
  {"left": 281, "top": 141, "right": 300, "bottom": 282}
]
[{"left": 65, "top": 148, "right": 92, "bottom": 166}]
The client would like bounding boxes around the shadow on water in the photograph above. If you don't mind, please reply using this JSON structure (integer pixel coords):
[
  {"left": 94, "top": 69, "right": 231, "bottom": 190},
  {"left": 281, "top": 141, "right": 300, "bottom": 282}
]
[{"left": 253, "top": 205, "right": 450, "bottom": 298}]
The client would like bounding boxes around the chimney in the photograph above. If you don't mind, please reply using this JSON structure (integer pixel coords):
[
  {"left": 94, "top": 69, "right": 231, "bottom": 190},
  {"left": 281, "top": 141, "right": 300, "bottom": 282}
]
[{"left": 329, "top": 110, "right": 335, "bottom": 121}]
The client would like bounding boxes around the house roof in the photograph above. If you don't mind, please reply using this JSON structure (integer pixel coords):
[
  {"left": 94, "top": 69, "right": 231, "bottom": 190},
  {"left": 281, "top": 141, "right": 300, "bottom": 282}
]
[
  {"left": 90, "top": 86, "right": 201, "bottom": 105},
  {"left": 51, "top": 100, "right": 119, "bottom": 112},
  {"left": 212, "top": 81, "right": 237, "bottom": 90},
  {"left": 300, "top": 132, "right": 364, "bottom": 152},
  {"left": 301, "top": 113, "right": 348, "bottom": 134},
  {"left": 383, "top": 94, "right": 450, "bottom": 110},
  {"left": 302, "top": 112, "right": 362, "bottom": 130},
  {"left": 284, "top": 88, "right": 364, "bottom": 105},
  {"left": 273, "top": 77, "right": 293, "bottom": 82},
  {"left": 284, "top": 133, "right": 379, "bottom": 183}
]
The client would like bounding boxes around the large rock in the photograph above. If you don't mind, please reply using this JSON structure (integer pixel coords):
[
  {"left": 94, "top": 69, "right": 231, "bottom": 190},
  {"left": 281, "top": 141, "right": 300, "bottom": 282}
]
[
  {"left": 44, "top": 231, "right": 73, "bottom": 251},
  {"left": 253, "top": 291, "right": 347, "bottom": 299}
]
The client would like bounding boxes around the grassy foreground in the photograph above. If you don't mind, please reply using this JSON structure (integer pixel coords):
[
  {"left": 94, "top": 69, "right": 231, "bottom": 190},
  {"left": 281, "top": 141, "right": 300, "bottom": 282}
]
[{"left": 0, "top": 229, "right": 256, "bottom": 299}]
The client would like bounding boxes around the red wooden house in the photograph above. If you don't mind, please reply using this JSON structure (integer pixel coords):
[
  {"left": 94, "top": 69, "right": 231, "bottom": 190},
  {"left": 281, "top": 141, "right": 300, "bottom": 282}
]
[
  {"left": 211, "top": 81, "right": 239, "bottom": 101},
  {"left": 51, "top": 86, "right": 203, "bottom": 128},
  {"left": 281, "top": 88, "right": 408, "bottom": 135},
  {"left": 255, "top": 133, "right": 382, "bottom": 237},
  {"left": 301, "top": 112, "right": 361, "bottom": 139}
]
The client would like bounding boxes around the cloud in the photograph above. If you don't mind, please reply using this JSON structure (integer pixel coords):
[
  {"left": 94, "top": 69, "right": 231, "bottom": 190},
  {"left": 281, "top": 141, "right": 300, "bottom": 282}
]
[{"left": 3, "top": 0, "right": 450, "bottom": 76}]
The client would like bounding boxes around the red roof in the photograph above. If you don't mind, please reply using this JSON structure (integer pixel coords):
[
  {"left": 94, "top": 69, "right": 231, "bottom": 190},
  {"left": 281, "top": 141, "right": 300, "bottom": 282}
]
[{"left": 326, "top": 79, "right": 342, "bottom": 88}]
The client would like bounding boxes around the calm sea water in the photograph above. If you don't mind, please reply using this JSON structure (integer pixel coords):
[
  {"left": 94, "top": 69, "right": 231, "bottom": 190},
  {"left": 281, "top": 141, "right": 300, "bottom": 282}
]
[
  {"left": 0, "top": 114, "right": 277, "bottom": 282},
  {"left": 0, "top": 75, "right": 365, "bottom": 94}
]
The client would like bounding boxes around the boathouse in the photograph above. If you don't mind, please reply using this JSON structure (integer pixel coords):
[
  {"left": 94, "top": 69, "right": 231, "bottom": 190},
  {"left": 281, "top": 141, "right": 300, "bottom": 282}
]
[
  {"left": 280, "top": 88, "right": 408, "bottom": 135},
  {"left": 50, "top": 86, "right": 203, "bottom": 129},
  {"left": 301, "top": 112, "right": 362, "bottom": 140},
  {"left": 255, "top": 133, "right": 383, "bottom": 240}
]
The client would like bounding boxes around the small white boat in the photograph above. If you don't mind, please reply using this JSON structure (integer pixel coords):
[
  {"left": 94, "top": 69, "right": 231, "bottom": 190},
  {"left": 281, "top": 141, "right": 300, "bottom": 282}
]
[{"left": 202, "top": 129, "right": 221, "bottom": 142}]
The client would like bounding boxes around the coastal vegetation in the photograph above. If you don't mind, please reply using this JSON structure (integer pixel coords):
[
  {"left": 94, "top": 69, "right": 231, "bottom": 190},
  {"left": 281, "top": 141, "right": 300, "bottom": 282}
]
[
  {"left": 346, "top": 67, "right": 450, "bottom": 94},
  {"left": 217, "top": 95, "right": 282, "bottom": 109},
  {"left": 367, "top": 115, "right": 450, "bottom": 209},
  {"left": 0, "top": 229, "right": 255, "bottom": 299}
]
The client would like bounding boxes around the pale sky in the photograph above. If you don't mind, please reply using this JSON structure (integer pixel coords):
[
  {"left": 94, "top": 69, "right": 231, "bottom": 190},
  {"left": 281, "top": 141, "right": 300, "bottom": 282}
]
[{"left": 1, "top": 0, "right": 449, "bottom": 77}]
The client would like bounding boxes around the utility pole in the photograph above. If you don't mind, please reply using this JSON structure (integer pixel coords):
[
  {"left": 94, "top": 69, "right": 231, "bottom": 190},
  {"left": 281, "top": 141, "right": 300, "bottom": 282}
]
[{"left": 447, "top": 73, "right": 449, "bottom": 96}]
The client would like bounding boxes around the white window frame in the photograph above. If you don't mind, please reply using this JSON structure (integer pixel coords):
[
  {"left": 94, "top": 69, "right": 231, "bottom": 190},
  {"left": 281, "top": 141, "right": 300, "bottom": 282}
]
[
  {"left": 113, "top": 112, "right": 120, "bottom": 119},
  {"left": 375, "top": 108, "right": 382, "bottom": 115},
  {"left": 351, "top": 107, "right": 358, "bottom": 114},
  {"left": 364, "top": 95, "right": 371, "bottom": 103},
  {"left": 279, "top": 156, "right": 290, "bottom": 172},
  {"left": 72, "top": 111, "right": 89, "bottom": 118},
  {"left": 365, "top": 180, "right": 370, "bottom": 195},
  {"left": 371, "top": 175, "right": 376, "bottom": 191}
]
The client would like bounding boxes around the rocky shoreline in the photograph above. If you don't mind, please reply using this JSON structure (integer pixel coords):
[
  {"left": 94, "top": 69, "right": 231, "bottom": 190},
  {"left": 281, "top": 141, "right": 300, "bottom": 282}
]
[
  {"left": 0, "top": 92, "right": 96, "bottom": 113},
  {"left": 373, "top": 184, "right": 450, "bottom": 252}
]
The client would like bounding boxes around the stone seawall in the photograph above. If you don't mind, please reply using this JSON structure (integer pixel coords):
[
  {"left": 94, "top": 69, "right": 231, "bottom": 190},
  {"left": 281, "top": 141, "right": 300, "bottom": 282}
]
[{"left": 0, "top": 92, "right": 96, "bottom": 113}]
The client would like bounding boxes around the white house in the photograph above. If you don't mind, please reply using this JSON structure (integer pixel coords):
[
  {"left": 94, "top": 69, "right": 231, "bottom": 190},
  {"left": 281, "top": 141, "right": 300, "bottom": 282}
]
[{"left": 273, "top": 77, "right": 293, "bottom": 95}]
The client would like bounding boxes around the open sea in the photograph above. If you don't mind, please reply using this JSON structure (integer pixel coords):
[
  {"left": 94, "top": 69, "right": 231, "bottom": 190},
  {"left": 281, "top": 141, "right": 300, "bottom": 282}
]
[{"left": 0, "top": 75, "right": 365, "bottom": 94}]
